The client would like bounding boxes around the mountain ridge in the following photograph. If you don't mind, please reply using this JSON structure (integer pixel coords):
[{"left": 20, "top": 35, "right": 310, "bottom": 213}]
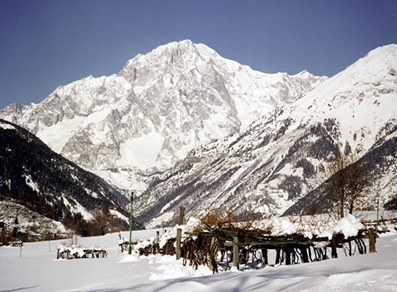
[
  {"left": 0, "top": 40, "right": 325, "bottom": 191},
  {"left": 1, "top": 41, "right": 395, "bottom": 230},
  {"left": 0, "top": 118, "right": 137, "bottom": 237},
  {"left": 132, "top": 44, "right": 397, "bottom": 227}
]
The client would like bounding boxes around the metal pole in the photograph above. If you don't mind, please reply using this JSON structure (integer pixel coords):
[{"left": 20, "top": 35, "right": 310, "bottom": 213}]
[{"left": 128, "top": 191, "right": 134, "bottom": 254}]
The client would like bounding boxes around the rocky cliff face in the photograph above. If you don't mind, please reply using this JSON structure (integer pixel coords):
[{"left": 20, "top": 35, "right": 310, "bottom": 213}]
[{"left": 0, "top": 40, "right": 325, "bottom": 191}]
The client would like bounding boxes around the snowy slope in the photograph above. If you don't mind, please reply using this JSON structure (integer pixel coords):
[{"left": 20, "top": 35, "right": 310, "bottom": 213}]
[
  {"left": 0, "top": 119, "right": 131, "bottom": 233},
  {"left": 134, "top": 44, "right": 397, "bottom": 227},
  {"left": 0, "top": 40, "right": 325, "bottom": 190},
  {"left": 0, "top": 201, "right": 69, "bottom": 240},
  {"left": 285, "top": 44, "right": 397, "bottom": 152}
]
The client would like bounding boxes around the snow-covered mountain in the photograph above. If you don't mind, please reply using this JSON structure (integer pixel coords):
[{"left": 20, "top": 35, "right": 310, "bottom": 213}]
[
  {"left": 1, "top": 41, "right": 395, "bottom": 230},
  {"left": 133, "top": 44, "right": 397, "bottom": 227},
  {"left": 0, "top": 119, "right": 135, "bottom": 237},
  {"left": 0, "top": 40, "right": 325, "bottom": 190}
]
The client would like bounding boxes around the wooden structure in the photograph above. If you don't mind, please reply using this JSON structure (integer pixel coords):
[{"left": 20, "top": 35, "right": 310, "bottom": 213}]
[
  {"left": 130, "top": 215, "right": 397, "bottom": 273},
  {"left": 185, "top": 228, "right": 369, "bottom": 271},
  {"left": 136, "top": 226, "right": 376, "bottom": 273},
  {"left": 57, "top": 246, "right": 107, "bottom": 259}
]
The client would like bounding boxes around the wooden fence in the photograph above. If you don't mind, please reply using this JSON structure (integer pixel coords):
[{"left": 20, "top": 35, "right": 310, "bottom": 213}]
[{"left": 137, "top": 226, "right": 379, "bottom": 273}]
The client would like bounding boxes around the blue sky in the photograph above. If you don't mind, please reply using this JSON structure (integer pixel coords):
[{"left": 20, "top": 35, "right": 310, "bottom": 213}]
[{"left": 0, "top": 0, "right": 396, "bottom": 109}]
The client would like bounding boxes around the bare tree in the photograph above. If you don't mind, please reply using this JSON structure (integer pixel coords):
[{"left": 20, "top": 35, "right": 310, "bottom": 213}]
[
  {"left": 325, "top": 153, "right": 371, "bottom": 218},
  {"left": 194, "top": 208, "right": 237, "bottom": 231},
  {"left": 89, "top": 207, "right": 110, "bottom": 235}
]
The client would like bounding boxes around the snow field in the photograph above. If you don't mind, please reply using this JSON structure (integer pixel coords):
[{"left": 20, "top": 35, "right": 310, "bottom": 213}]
[{"left": 1, "top": 214, "right": 397, "bottom": 291}]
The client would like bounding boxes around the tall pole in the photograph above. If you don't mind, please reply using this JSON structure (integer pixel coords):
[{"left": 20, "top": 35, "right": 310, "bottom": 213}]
[{"left": 128, "top": 191, "right": 134, "bottom": 255}]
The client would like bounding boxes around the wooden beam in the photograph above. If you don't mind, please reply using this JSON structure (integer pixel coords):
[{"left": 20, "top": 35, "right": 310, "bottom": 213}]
[
  {"left": 233, "top": 235, "right": 239, "bottom": 270},
  {"left": 176, "top": 228, "right": 182, "bottom": 260},
  {"left": 368, "top": 229, "right": 377, "bottom": 253}
]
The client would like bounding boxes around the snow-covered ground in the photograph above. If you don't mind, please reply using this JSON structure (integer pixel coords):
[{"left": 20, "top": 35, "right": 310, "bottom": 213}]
[{"left": 1, "top": 224, "right": 396, "bottom": 292}]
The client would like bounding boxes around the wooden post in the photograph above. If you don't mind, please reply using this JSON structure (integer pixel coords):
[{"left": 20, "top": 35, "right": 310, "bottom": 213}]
[
  {"left": 233, "top": 236, "right": 239, "bottom": 270},
  {"left": 323, "top": 247, "right": 328, "bottom": 260},
  {"left": 331, "top": 239, "right": 338, "bottom": 258},
  {"left": 210, "top": 236, "right": 217, "bottom": 254},
  {"left": 176, "top": 228, "right": 182, "bottom": 260},
  {"left": 300, "top": 247, "right": 309, "bottom": 263},
  {"left": 128, "top": 192, "right": 134, "bottom": 255},
  {"left": 179, "top": 207, "right": 185, "bottom": 225},
  {"left": 275, "top": 248, "right": 281, "bottom": 265},
  {"left": 155, "top": 231, "right": 160, "bottom": 254},
  {"left": 209, "top": 236, "right": 218, "bottom": 273},
  {"left": 285, "top": 248, "right": 291, "bottom": 265},
  {"left": 261, "top": 248, "right": 268, "bottom": 267},
  {"left": 348, "top": 241, "right": 352, "bottom": 256},
  {"left": 369, "top": 229, "right": 377, "bottom": 253}
]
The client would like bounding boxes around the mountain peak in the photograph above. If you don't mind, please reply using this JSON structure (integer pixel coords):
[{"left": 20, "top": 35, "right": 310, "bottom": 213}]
[
  {"left": 154, "top": 39, "right": 197, "bottom": 51},
  {"left": 364, "top": 43, "right": 397, "bottom": 59},
  {"left": 118, "top": 40, "right": 217, "bottom": 83},
  {"left": 136, "top": 39, "right": 215, "bottom": 59},
  {"left": 0, "top": 40, "right": 326, "bottom": 189},
  {"left": 342, "top": 43, "right": 397, "bottom": 77},
  {"left": 292, "top": 69, "right": 325, "bottom": 79}
]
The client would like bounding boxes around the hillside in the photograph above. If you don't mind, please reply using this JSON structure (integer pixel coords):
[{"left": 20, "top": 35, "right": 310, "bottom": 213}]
[
  {"left": 0, "top": 119, "right": 138, "bottom": 239},
  {"left": 133, "top": 44, "right": 397, "bottom": 227}
]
